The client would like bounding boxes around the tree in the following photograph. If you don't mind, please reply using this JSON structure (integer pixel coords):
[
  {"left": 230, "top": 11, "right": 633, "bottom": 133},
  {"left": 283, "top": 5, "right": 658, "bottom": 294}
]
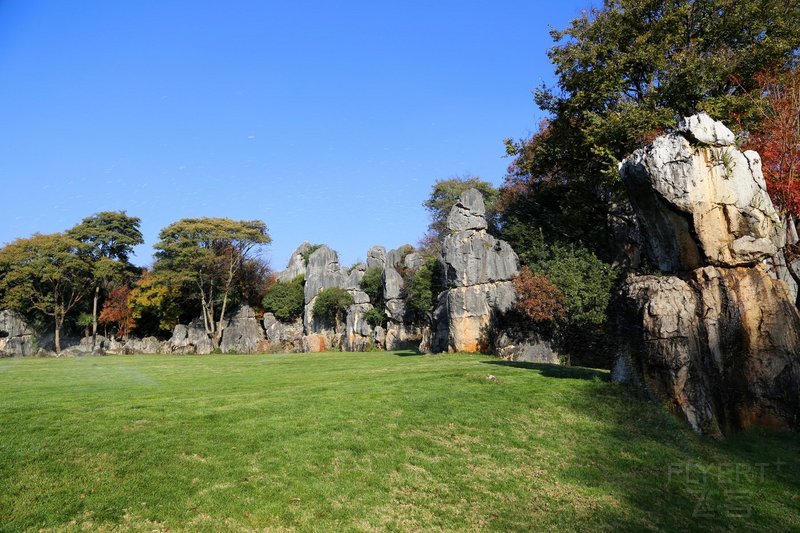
[
  {"left": 98, "top": 286, "right": 135, "bottom": 340},
  {"left": 312, "top": 287, "right": 353, "bottom": 333},
  {"left": 746, "top": 69, "right": 800, "bottom": 219},
  {"left": 359, "top": 267, "right": 384, "bottom": 305},
  {"left": 128, "top": 270, "right": 183, "bottom": 336},
  {"left": 422, "top": 176, "right": 500, "bottom": 252},
  {"left": 512, "top": 267, "right": 566, "bottom": 323},
  {"left": 262, "top": 275, "right": 305, "bottom": 322},
  {"left": 153, "top": 218, "right": 271, "bottom": 349},
  {"left": 405, "top": 255, "right": 443, "bottom": 319},
  {"left": 67, "top": 211, "right": 143, "bottom": 349},
  {"left": 501, "top": 0, "right": 800, "bottom": 260},
  {"left": 0, "top": 233, "right": 92, "bottom": 353}
]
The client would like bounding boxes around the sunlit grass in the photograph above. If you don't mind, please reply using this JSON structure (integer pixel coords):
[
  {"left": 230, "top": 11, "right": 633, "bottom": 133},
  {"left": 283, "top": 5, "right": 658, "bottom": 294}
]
[{"left": 0, "top": 352, "right": 797, "bottom": 531}]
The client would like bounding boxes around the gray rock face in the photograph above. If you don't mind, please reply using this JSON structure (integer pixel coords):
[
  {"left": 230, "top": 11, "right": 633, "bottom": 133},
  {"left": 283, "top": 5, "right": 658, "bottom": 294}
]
[
  {"left": 494, "top": 331, "right": 562, "bottom": 365},
  {"left": 0, "top": 310, "right": 37, "bottom": 357},
  {"left": 169, "top": 318, "right": 213, "bottom": 354},
  {"left": 367, "top": 246, "right": 386, "bottom": 270},
  {"left": 123, "top": 336, "right": 167, "bottom": 355},
  {"left": 263, "top": 313, "right": 304, "bottom": 352},
  {"left": 78, "top": 335, "right": 124, "bottom": 355},
  {"left": 446, "top": 189, "right": 488, "bottom": 232},
  {"left": 677, "top": 112, "right": 737, "bottom": 146},
  {"left": 277, "top": 242, "right": 314, "bottom": 282},
  {"left": 220, "top": 305, "right": 265, "bottom": 354},
  {"left": 621, "top": 120, "right": 783, "bottom": 271},
  {"left": 304, "top": 245, "right": 348, "bottom": 333},
  {"left": 442, "top": 231, "right": 519, "bottom": 287},
  {"left": 433, "top": 189, "right": 520, "bottom": 353},
  {"left": 614, "top": 268, "right": 800, "bottom": 437},
  {"left": 614, "top": 114, "right": 800, "bottom": 437},
  {"left": 343, "top": 303, "right": 374, "bottom": 351}
]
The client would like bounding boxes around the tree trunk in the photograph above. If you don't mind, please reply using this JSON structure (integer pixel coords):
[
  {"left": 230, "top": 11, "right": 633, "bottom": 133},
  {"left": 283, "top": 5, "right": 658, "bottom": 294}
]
[
  {"left": 54, "top": 316, "right": 62, "bottom": 355},
  {"left": 91, "top": 285, "right": 99, "bottom": 350}
]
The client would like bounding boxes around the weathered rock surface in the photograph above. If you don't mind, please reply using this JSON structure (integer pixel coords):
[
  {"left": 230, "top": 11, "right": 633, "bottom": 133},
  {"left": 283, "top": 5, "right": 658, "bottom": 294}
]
[
  {"left": 366, "top": 246, "right": 386, "bottom": 270},
  {"left": 614, "top": 267, "right": 800, "bottom": 437},
  {"left": 0, "top": 310, "right": 38, "bottom": 357},
  {"left": 277, "top": 242, "right": 314, "bottom": 282},
  {"left": 621, "top": 115, "right": 783, "bottom": 271},
  {"left": 677, "top": 112, "right": 737, "bottom": 146},
  {"left": 220, "top": 305, "right": 265, "bottom": 354},
  {"left": 442, "top": 232, "right": 519, "bottom": 287},
  {"left": 123, "top": 336, "right": 167, "bottom": 355},
  {"left": 263, "top": 313, "right": 304, "bottom": 352},
  {"left": 303, "top": 245, "right": 349, "bottom": 335},
  {"left": 615, "top": 114, "right": 800, "bottom": 437},
  {"left": 169, "top": 318, "right": 213, "bottom": 355},
  {"left": 433, "top": 189, "right": 520, "bottom": 353},
  {"left": 446, "top": 188, "right": 489, "bottom": 232}
]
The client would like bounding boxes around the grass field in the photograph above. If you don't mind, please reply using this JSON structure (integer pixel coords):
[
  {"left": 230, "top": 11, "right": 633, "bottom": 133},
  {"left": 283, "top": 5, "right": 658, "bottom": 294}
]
[{"left": 0, "top": 352, "right": 798, "bottom": 532}]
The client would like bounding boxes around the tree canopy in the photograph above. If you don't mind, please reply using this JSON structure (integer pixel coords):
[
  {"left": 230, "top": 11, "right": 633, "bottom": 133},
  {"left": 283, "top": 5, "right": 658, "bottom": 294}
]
[
  {"left": 67, "top": 211, "right": 143, "bottom": 347},
  {"left": 501, "top": 0, "right": 800, "bottom": 259},
  {"left": 153, "top": 218, "right": 271, "bottom": 348},
  {"left": 0, "top": 233, "right": 92, "bottom": 353}
]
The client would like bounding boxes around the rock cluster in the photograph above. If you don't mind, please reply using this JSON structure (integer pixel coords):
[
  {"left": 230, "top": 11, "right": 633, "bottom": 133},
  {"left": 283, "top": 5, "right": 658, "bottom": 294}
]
[{"left": 614, "top": 113, "right": 800, "bottom": 437}]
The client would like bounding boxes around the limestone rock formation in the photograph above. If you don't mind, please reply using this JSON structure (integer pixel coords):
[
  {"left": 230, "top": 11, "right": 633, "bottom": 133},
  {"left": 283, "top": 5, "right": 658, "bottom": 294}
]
[
  {"left": 263, "top": 313, "right": 304, "bottom": 352},
  {"left": 0, "top": 310, "right": 38, "bottom": 357},
  {"left": 446, "top": 188, "right": 488, "bottom": 232},
  {"left": 169, "top": 318, "right": 213, "bottom": 355},
  {"left": 220, "top": 305, "right": 265, "bottom": 354},
  {"left": 123, "top": 336, "right": 167, "bottom": 355},
  {"left": 366, "top": 246, "right": 386, "bottom": 270},
  {"left": 432, "top": 189, "right": 520, "bottom": 353},
  {"left": 621, "top": 112, "right": 783, "bottom": 271},
  {"left": 615, "top": 268, "right": 800, "bottom": 437},
  {"left": 277, "top": 242, "right": 314, "bottom": 282},
  {"left": 615, "top": 114, "right": 800, "bottom": 437}
]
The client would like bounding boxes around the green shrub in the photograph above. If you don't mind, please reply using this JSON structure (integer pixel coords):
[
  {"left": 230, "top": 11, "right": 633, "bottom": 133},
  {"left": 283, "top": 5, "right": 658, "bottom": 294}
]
[
  {"left": 405, "top": 255, "right": 443, "bottom": 316},
  {"left": 531, "top": 243, "right": 617, "bottom": 327},
  {"left": 360, "top": 267, "right": 384, "bottom": 304},
  {"left": 262, "top": 275, "right": 305, "bottom": 322},
  {"left": 312, "top": 287, "right": 354, "bottom": 329},
  {"left": 363, "top": 307, "right": 386, "bottom": 327}
]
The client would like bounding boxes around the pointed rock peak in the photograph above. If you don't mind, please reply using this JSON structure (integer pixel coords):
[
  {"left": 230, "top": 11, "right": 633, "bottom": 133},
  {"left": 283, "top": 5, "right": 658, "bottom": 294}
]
[
  {"left": 446, "top": 188, "right": 488, "bottom": 232},
  {"left": 678, "top": 112, "right": 736, "bottom": 147}
]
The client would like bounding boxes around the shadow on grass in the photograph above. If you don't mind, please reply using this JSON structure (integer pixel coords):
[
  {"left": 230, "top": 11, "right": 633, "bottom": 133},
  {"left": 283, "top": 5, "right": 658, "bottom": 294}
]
[
  {"left": 393, "top": 349, "right": 425, "bottom": 357},
  {"left": 481, "top": 359, "right": 609, "bottom": 381}
]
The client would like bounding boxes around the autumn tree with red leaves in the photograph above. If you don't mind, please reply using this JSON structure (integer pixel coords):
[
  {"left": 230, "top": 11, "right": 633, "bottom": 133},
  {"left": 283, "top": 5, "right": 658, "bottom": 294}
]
[
  {"left": 99, "top": 286, "right": 135, "bottom": 340},
  {"left": 512, "top": 267, "right": 566, "bottom": 323},
  {"left": 746, "top": 69, "right": 800, "bottom": 219}
]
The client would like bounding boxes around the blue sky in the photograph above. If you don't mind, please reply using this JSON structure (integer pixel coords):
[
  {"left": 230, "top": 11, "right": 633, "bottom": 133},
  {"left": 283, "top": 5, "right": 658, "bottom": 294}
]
[{"left": 0, "top": 1, "right": 591, "bottom": 270}]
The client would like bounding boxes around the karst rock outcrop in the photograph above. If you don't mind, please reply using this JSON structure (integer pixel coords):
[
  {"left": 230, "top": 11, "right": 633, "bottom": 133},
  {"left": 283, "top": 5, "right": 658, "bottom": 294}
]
[
  {"left": 0, "top": 310, "right": 38, "bottom": 357},
  {"left": 614, "top": 113, "right": 800, "bottom": 437},
  {"left": 431, "top": 189, "right": 520, "bottom": 353}
]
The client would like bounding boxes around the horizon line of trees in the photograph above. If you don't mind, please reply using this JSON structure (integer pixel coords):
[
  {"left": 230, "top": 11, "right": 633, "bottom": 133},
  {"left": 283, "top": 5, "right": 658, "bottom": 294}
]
[{"left": 0, "top": 214, "right": 272, "bottom": 353}]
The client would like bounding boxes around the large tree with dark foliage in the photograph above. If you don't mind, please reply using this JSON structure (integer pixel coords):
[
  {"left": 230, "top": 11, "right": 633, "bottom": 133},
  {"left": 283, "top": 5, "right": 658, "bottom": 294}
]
[{"left": 502, "top": 0, "right": 800, "bottom": 260}]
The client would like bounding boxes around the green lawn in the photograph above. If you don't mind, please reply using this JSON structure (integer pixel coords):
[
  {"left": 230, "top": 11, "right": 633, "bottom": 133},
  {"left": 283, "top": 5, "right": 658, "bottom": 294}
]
[{"left": 0, "top": 352, "right": 798, "bottom": 532}]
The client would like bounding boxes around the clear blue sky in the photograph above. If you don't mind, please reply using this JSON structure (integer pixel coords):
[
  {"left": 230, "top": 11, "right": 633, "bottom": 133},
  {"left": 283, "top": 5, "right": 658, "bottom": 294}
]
[{"left": 0, "top": 0, "right": 591, "bottom": 270}]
